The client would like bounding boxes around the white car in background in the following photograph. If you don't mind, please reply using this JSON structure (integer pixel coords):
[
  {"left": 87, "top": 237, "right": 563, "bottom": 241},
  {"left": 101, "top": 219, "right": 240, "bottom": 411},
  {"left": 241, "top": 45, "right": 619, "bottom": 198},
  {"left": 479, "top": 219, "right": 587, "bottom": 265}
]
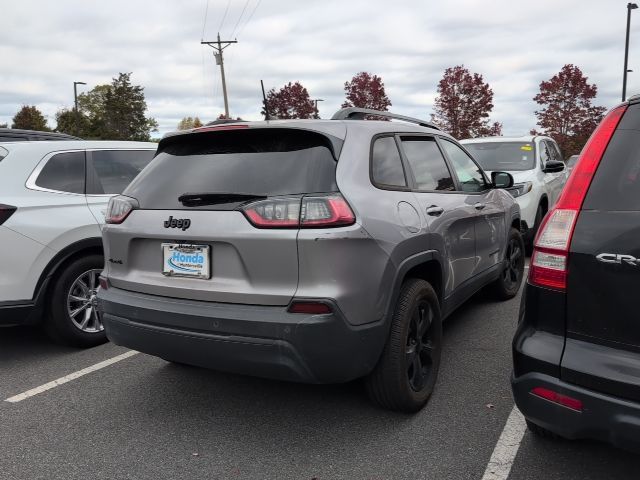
[
  {"left": 461, "top": 135, "right": 566, "bottom": 246},
  {"left": 0, "top": 141, "right": 156, "bottom": 347}
]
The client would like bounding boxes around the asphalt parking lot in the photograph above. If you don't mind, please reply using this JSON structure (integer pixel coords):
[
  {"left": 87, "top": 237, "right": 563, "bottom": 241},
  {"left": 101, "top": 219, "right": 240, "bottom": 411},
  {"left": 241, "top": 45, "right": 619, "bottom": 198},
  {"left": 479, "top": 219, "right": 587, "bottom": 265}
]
[{"left": 1, "top": 278, "right": 638, "bottom": 480}]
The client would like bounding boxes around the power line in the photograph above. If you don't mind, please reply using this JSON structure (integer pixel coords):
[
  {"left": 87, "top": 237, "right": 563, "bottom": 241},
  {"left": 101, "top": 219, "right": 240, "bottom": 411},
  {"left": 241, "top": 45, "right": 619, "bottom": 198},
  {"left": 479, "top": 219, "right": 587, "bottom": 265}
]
[
  {"left": 218, "top": 0, "right": 231, "bottom": 33},
  {"left": 201, "top": 0, "right": 209, "bottom": 40},
  {"left": 236, "top": 0, "right": 262, "bottom": 38},
  {"left": 230, "top": 0, "right": 250, "bottom": 38}
]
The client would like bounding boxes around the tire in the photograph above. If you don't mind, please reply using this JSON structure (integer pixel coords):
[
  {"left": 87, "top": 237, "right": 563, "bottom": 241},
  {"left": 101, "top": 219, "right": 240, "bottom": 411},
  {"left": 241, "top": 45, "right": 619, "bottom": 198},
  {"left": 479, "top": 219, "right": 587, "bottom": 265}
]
[
  {"left": 492, "top": 228, "right": 526, "bottom": 300},
  {"left": 45, "top": 253, "right": 108, "bottom": 348},
  {"left": 526, "top": 419, "right": 561, "bottom": 440},
  {"left": 365, "top": 279, "right": 442, "bottom": 413}
]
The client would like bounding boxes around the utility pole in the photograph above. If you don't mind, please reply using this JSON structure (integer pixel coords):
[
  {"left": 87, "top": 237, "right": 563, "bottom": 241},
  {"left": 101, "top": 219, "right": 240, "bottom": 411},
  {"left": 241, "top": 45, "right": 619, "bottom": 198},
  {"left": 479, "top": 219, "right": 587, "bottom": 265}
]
[
  {"left": 202, "top": 33, "right": 237, "bottom": 118},
  {"left": 73, "top": 81, "right": 86, "bottom": 136},
  {"left": 623, "top": 3, "right": 638, "bottom": 101}
]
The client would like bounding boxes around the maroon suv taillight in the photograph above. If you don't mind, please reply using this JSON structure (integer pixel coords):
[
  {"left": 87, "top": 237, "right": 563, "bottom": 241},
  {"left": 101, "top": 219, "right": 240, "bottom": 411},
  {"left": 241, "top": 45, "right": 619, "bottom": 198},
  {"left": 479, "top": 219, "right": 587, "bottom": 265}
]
[
  {"left": 529, "top": 104, "right": 627, "bottom": 291},
  {"left": 242, "top": 193, "right": 355, "bottom": 229},
  {"left": 0, "top": 204, "right": 17, "bottom": 225}
]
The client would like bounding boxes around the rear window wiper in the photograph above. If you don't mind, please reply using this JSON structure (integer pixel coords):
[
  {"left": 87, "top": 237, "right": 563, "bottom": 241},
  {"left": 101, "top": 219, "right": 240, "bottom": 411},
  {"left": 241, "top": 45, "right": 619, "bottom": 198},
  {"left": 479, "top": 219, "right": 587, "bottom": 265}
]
[{"left": 178, "top": 192, "right": 267, "bottom": 207}]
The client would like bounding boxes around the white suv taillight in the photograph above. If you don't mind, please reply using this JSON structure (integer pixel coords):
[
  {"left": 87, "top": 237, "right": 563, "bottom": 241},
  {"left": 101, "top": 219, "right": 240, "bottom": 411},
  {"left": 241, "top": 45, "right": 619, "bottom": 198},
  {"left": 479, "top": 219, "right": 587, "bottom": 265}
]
[
  {"left": 528, "top": 104, "right": 628, "bottom": 291},
  {"left": 105, "top": 196, "right": 138, "bottom": 224},
  {"left": 242, "top": 193, "right": 355, "bottom": 229}
]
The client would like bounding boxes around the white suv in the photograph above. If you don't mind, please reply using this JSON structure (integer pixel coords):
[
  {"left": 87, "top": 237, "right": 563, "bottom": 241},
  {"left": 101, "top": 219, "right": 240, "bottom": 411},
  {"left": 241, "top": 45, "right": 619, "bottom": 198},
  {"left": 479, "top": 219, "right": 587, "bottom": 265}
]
[
  {"left": 0, "top": 141, "right": 156, "bottom": 347},
  {"left": 461, "top": 136, "right": 566, "bottom": 245}
]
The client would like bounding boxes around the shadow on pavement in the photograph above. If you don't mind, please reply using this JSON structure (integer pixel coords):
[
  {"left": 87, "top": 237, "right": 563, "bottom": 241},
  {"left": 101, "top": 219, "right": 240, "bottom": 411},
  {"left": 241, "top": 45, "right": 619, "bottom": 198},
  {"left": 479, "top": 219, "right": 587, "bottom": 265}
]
[{"left": 0, "top": 325, "right": 78, "bottom": 363}]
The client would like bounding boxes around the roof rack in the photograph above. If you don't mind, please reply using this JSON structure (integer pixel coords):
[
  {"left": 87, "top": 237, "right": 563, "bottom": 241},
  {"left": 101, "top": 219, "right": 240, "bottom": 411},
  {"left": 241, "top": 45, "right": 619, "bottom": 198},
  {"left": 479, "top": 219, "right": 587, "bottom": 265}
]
[{"left": 331, "top": 107, "right": 440, "bottom": 130}]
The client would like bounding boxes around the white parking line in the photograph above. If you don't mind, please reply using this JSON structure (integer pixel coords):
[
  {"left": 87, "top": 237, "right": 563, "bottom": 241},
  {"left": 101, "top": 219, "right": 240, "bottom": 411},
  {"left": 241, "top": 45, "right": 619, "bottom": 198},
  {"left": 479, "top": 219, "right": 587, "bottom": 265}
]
[
  {"left": 4, "top": 350, "right": 139, "bottom": 403},
  {"left": 481, "top": 406, "right": 527, "bottom": 480}
]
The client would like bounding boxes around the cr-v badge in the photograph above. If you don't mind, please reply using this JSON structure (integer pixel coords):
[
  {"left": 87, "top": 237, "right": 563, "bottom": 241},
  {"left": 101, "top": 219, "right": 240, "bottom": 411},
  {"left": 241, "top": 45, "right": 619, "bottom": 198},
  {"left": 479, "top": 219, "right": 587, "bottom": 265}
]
[
  {"left": 164, "top": 216, "right": 191, "bottom": 231},
  {"left": 596, "top": 253, "right": 640, "bottom": 266}
]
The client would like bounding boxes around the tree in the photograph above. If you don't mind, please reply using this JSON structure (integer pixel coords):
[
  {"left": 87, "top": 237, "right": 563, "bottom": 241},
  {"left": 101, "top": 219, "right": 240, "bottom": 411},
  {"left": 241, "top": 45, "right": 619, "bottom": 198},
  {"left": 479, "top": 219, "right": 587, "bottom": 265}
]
[
  {"left": 216, "top": 114, "right": 243, "bottom": 120},
  {"left": 262, "top": 82, "right": 317, "bottom": 119},
  {"left": 62, "top": 73, "right": 158, "bottom": 140},
  {"left": 342, "top": 72, "right": 391, "bottom": 112},
  {"left": 177, "top": 116, "right": 203, "bottom": 130},
  {"left": 431, "top": 65, "right": 501, "bottom": 139},
  {"left": 533, "top": 64, "right": 606, "bottom": 157},
  {"left": 101, "top": 73, "right": 158, "bottom": 140},
  {"left": 54, "top": 108, "right": 91, "bottom": 136},
  {"left": 0, "top": 123, "right": 7, "bottom": 128},
  {"left": 11, "top": 105, "right": 50, "bottom": 131}
]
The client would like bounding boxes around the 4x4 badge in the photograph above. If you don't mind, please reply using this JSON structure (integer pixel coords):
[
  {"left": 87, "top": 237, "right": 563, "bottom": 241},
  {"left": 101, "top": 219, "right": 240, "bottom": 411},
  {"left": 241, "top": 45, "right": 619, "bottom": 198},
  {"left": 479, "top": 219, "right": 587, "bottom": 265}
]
[{"left": 164, "top": 216, "right": 191, "bottom": 231}]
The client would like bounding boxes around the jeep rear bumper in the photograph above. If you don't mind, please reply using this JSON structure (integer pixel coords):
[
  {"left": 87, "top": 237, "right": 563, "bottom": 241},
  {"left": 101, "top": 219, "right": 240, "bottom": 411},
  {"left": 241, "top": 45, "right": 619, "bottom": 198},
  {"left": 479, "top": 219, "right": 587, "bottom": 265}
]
[{"left": 98, "top": 286, "right": 387, "bottom": 384}]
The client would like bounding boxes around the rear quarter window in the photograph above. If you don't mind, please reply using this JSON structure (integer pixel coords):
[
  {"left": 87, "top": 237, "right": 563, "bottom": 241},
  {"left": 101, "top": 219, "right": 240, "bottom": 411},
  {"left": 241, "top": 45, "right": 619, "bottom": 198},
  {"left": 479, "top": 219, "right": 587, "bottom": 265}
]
[
  {"left": 584, "top": 104, "right": 640, "bottom": 211},
  {"left": 35, "top": 151, "right": 85, "bottom": 194},
  {"left": 88, "top": 150, "right": 155, "bottom": 194},
  {"left": 371, "top": 136, "right": 407, "bottom": 188}
]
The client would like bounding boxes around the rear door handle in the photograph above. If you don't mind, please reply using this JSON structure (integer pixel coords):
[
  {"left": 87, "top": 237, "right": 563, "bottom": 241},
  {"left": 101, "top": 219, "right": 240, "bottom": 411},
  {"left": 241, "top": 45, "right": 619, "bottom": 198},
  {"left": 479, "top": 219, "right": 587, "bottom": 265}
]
[
  {"left": 474, "top": 202, "right": 486, "bottom": 210},
  {"left": 426, "top": 205, "right": 444, "bottom": 216}
]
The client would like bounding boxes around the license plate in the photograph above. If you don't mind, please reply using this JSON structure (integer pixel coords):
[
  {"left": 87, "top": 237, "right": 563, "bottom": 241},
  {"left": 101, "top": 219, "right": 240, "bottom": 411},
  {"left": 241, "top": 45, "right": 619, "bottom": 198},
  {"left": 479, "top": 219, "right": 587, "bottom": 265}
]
[{"left": 162, "top": 244, "right": 210, "bottom": 278}]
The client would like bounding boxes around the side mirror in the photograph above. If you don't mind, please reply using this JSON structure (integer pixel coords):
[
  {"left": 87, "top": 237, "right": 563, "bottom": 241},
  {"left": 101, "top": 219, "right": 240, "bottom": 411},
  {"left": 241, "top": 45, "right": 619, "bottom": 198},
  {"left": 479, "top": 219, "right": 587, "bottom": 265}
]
[
  {"left": 491, "top": 171, "right": 514, "bottom": 189},
  {"left": 543, "top": 160, "right": 565, "bottom": 173}
]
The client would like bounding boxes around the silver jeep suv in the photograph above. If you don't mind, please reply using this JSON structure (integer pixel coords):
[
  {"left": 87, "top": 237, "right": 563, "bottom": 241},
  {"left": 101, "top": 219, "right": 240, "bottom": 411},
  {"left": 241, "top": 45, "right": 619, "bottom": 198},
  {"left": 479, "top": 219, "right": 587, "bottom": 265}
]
[{"left": 97, "top": 108, "right": 524, "bottom": 412}]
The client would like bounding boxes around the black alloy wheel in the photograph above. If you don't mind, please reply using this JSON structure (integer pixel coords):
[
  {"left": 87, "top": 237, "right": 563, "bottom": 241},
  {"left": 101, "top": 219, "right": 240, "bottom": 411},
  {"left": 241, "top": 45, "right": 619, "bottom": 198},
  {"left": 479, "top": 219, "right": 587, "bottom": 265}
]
[{"left": 406, "top": 301, "right": 437, "bottom": 392}]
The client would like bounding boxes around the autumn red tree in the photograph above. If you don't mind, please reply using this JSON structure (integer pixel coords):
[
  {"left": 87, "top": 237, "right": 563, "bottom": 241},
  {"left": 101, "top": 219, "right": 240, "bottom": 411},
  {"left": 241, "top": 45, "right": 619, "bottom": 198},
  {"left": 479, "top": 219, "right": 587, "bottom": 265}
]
[
  {"left": 533, "top": 64, "right": 606, "bottom": 157},
  {"left": 262, "top": 82, "right": 317, "bottom": 119},
  {"left": 431, "top": 65, "right": 501, "bottom": 139},
  {"left": 342, "top": 72, "right": 391, "bottom": 111}
]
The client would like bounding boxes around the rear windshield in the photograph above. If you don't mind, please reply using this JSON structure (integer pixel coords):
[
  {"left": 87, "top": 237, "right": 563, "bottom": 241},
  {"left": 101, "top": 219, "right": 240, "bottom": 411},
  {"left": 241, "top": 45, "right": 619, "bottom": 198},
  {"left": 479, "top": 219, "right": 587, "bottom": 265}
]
[
  {"left": 124, "top": 128, "right": 340, "bottom": 210},
  {"left": 464, "top": 142, "right": 536, "bottom": 171},
  {"left": 584, "top": 104, "right": 640, "bottom": 211}
]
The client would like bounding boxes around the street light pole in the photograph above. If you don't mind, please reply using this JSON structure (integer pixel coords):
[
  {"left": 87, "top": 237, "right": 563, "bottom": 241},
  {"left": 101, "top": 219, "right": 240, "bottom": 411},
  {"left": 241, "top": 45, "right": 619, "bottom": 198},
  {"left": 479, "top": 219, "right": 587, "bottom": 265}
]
[
  {"left": 73, "top": 81, "right": 86, "bottom": 136},
  {"left": 623, "top": 3, "right": 638, "bottom": 101},
  {"left": 313, "top": 98, "right": 324, "bottom": 119}
]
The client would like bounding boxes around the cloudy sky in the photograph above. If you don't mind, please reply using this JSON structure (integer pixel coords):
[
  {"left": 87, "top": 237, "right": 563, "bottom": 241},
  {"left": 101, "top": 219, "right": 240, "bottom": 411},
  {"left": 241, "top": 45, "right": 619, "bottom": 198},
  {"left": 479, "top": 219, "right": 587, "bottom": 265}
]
[{"left": 1, "top": 0, "right": 638, "bottom": 137}]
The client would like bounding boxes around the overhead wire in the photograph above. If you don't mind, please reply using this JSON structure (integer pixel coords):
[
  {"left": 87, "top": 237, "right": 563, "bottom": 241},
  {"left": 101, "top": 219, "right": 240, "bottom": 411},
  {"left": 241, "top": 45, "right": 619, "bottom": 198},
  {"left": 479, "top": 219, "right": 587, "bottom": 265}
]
[
  {"left": 230, "top": 0, "right": 250, "bottom": 39},
  {"left": 236, "top": 0, "right": 262, "bottom": 38},
  {"left": 201, "top": 0, "right": 209, "bottom": 40},
  {"left": 218, "top": 0, "right": 231, "bottom": 34}
]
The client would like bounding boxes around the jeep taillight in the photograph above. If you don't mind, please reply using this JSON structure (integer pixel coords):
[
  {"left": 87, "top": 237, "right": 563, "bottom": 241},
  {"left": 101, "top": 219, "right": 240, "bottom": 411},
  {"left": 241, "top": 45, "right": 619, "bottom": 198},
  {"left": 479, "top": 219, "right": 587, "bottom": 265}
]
[
  {"left": 106, "top": 196, "right": 138, "bottom": 224},
  {"left": 0, "top": 204, "right": 16, "bottom": 225},
  {"left": 242, "top": 193, "right": 355, "bottom": 229},
  {"left": 529, "top": 105, "right": 627, "bottom": 291}
]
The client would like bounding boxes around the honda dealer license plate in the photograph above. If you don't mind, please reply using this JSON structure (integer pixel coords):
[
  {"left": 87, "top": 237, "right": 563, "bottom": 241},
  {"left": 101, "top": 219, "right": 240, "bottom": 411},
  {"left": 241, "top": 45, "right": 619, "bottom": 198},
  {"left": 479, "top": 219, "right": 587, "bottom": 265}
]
[{"left": 162, "top": 244, "right": 210, "bottom": 278}]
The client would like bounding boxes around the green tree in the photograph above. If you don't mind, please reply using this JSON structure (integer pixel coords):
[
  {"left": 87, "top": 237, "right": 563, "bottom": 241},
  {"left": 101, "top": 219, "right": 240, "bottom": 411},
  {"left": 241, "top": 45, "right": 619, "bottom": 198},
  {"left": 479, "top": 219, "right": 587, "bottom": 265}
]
[
  {"left": 68, "top": 73, "right": 157, "bottom": 140},
  {"left": 11, "top": 105, "right": 50, "bottom": 131},
  {"left": 102, "top": 73, "right": 158, "bottom": 140},
  {"left": 54, "top": 108, "right": 90, "bottom": 137},
  {"left": 177, "top": 116, "right": 203, "bottom": 130}
]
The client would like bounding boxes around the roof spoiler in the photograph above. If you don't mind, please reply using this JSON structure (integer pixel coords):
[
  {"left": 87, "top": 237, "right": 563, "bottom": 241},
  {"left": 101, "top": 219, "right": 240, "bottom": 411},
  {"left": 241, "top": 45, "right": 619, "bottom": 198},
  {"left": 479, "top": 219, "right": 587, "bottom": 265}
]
[{"left": 331, "top": 107, "right": 440, "bottom": 130}]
